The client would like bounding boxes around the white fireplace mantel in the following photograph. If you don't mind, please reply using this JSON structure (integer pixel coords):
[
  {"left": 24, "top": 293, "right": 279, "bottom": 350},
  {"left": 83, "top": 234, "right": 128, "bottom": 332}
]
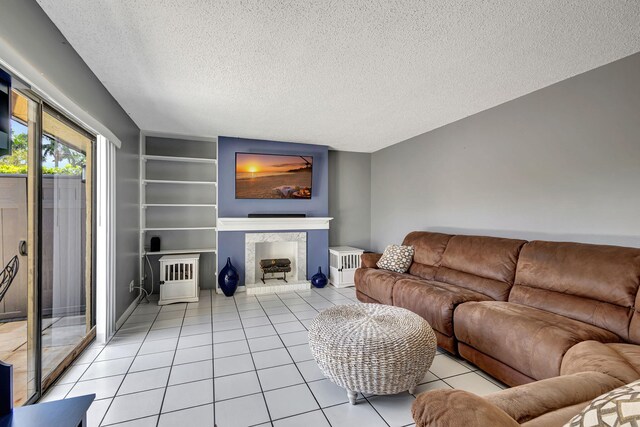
[{"left": 217, "top": 217, "right": 332, "bottom": 232}]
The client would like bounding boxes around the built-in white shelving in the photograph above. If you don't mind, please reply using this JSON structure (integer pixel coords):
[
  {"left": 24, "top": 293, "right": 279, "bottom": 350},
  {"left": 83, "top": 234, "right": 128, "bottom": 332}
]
[
  {"left": 144, "top": 248, "right": 217, "bottom": 256},
  {"left": 143, "top": 154, "right": 217, "bottom": 164},
  {"left": 217, "top": 217, "right": 332, "bottom": 231},
  {"left": 144, "top": 179, "right": 217, "bottom": 185},
  {"left": 143, "top": 204, "right": 217, "bottom": 208},
  {"left": 139, "top": 133, "right": 218, "bottom": 292},
  {"left": 142, "top": 227, "right": 217, "bottom": 232}
]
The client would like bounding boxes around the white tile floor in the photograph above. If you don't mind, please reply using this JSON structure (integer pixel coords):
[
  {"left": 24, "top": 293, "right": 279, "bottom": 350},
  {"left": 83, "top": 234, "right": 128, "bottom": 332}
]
[{"left": 41, "top": 286, "right": 507, "bottom": 427}]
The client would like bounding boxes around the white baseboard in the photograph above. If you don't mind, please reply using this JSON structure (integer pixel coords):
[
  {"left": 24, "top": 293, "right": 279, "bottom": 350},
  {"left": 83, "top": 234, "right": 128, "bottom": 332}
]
[{"left": 115, "top": 295, "right": 139, "bottom": 330}]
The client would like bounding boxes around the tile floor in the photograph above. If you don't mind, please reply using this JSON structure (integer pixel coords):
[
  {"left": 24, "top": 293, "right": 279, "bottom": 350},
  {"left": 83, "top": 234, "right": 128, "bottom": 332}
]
[{"left": 41, "top": 286, "right": 507, "bottom": 427}]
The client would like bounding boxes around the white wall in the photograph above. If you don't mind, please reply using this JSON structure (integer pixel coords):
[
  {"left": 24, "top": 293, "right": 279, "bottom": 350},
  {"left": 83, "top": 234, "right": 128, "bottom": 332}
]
[{"left": 371, "top": 52, "right": 640, "bottom": 251}]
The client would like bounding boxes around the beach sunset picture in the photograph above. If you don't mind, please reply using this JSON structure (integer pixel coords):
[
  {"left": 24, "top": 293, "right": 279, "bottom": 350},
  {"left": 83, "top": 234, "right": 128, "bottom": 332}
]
[{"left": 235, "top": 153, "right": 313, "bottom": 199}]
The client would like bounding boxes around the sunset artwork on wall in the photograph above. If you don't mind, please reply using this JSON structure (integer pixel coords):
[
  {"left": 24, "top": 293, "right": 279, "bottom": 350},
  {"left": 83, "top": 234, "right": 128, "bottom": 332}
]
[{"left": 235, "top": 153, "right": 313, "bottom": 199}]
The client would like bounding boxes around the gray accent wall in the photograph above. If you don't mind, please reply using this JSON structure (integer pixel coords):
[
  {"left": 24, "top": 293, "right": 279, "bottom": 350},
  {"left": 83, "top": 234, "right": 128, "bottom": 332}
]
[
  {"left": 328, "top": 151, "right": 372, "bottom": 250},
  {"left": 0, "top": 0, "right": 141, "bottom": 319},
  {"left": 115, "top": 140, "right": 140, "bottom": 319},
  {"left": 371, "top": 52, "right": 640, "bottom": 251}
]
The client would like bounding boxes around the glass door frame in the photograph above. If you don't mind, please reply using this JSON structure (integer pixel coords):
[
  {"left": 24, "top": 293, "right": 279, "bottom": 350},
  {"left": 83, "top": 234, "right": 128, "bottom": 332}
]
[
  {"left": 39, "top": 102, "right": 97, "bottom": 391},
  {"left": 8, "top": 82, "right": 97, "bottom": 403},
  {"left": 10, "top": 83, "right": 41, "bottom": 405}
]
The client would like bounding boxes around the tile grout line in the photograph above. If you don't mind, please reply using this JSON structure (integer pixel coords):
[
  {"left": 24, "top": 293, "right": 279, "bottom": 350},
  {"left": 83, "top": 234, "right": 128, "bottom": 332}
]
[
  {"left": 299, "top": 288, "right": 392, "bottom": 427},
  {"left": 57, "top": 317, "right": 148, "bottom": 394},
  {"left": 230, "top": 294, "right": 276, "bottom": 426},
  {"left": 209, "top": 290, "right": 216, "bottom": 427},
  {"left": 57, "top": 287, "right": 487, "bottom": 427},
  {"left": 280, "top": 291, "right": 345, "bottom": 424},
  {"left": 267, "top": 290, "right": 337, "bottom": 426},
  {"left": 152, "top": 302, "right": 188, "bottom": 427},
  {"left": 99, "top": 295, "right": 215, "bottom": 426},
  {"left": 96, "top": 382, "right": 389, "bottom": 427},
  {"left": 96, "top": 302, "right": 164, "bottom": 427},
  {"left": 321, "top": 288, "right": 393, "bottom": 427},
  {"left": 61, "top": 341, "right": 214, "bottom": 387},
  {"left": 57, "top": 318, "right": 151, "bottom": 399}
]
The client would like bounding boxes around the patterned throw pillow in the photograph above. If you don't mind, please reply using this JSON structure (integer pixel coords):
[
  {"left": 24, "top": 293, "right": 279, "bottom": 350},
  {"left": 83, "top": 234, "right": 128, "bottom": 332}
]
[
  {"left": 376, "top": 245, "right": 414, "bottom": 273},
  {"left": 565, "top": 379, "right": 640, "bottom": 427}
]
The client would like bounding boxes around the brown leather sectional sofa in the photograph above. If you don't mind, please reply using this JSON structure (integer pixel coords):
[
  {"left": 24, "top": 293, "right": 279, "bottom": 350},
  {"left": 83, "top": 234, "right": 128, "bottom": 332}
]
[
  {"left": 356, "top": 231, "right": 640, "bottom": 425},
  {"left": 412, "top": 340, "right": 640, "bottom": 426},
  {"left": 355, "top": 231, "right": 640, "bottom": 386}
]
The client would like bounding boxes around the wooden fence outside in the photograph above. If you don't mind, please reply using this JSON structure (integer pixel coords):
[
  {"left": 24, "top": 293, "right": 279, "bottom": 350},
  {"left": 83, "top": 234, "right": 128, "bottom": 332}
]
[{"left": 0, "top": 175, "right": 86, "bottom": 321}]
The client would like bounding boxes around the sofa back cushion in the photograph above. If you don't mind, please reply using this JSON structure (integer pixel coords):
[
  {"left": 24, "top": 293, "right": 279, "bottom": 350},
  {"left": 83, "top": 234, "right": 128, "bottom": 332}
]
[
  {"left": 401, "top": 232, "right": 452, "bottom": 281},
  {"left": 511, "top": 241, "right": 640, "bottom": 342},
  {"left": 434, "top": 235, "right": 527, "bottom": 300},
  {"left": 630, "top": 294, "right": 640, "bottom": 344}
]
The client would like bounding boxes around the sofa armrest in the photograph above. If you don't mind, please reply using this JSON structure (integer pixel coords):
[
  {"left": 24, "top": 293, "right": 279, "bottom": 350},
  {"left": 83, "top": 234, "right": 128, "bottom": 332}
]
[
  {"left": 360, "top": 253, "right": 382, "bottom": 268},
  {"left": 561, "top": 341, "right": 640, "bottom": 384},
  {"left": 412, "top": 389, "right": 519, "bottom": 427},
  {"left": 485, "top": 371, "right": 623, "bottom": 424}
]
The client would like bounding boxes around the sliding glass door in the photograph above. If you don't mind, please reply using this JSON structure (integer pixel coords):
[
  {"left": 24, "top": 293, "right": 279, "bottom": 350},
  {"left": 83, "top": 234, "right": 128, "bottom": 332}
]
[
  {"left": 0, "top": 80, "right": 96, "bottom": 403},
  {"left": 40, "top": 106, "right": 95, "bottom": 387},
  {"left": 0, "top": 88, "right": 38, "bottom": 406}
]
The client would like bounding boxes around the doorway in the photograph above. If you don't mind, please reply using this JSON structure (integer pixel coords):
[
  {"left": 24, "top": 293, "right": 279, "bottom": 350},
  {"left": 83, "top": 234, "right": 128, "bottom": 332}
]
[
  {"left": 0, "top": 82, "right": 96, "bottom": 404},
  {"left": 40, "top": 105, "right": 96, "bottom": 387}
]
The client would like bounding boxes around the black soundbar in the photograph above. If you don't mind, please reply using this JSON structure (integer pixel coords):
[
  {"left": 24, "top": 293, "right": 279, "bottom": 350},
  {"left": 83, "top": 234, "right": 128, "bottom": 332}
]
[{"left": 248, "top": 213, "right": 307, "bottom": 218}]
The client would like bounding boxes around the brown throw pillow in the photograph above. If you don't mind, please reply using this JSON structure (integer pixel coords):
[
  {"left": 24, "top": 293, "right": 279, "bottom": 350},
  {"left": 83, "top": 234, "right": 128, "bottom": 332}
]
[{"left": 376, "top": 245, "right": 414, "bottom": 273}]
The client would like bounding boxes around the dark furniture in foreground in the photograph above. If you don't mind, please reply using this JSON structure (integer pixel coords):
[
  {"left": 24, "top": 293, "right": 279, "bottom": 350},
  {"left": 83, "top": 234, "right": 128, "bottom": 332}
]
[
  {"left": 0, "top": 394, "right": 95, "bottom": 427},
  {"left": 0, "top": 362, "right": 94, "bottom": 427}
]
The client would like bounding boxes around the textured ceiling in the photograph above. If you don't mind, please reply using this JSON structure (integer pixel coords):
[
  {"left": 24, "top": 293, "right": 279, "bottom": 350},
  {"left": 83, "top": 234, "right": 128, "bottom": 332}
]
[{"left": 36, "top": 1, "right": 640, "bottom": 152}]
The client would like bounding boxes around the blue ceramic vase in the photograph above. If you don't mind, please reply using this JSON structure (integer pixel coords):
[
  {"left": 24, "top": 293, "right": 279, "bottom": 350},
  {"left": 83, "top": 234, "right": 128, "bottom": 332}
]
[
  {"left": 218, "top": 257, "right": 239, "bottom": 297},
  {"left": 311, "top": 266, "right": 328, "bottom": 288}
]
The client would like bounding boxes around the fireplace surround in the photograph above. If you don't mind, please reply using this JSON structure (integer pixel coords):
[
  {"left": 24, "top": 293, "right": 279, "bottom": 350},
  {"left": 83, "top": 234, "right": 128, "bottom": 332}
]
[{"left": 244, "top": 232, "right": 309, "bottom": 294}]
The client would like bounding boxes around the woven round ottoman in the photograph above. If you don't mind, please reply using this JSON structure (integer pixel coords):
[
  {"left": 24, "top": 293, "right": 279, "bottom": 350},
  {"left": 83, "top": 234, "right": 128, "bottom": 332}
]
[{"left": 308, "top": 303, "right": 437, "bottom": 404}]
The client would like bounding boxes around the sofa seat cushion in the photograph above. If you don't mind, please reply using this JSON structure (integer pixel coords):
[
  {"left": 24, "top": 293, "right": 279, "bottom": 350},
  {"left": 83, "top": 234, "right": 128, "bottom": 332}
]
[
  {"left": 454, "top": 301, "right": 621, "bottom": 380},
  {"left": 561, "top": 341, "right": 640, "bottom": 384},
  {"left": 354, "top": 268, "right": 413, "bottom": 304},
  {"left": 393, "top": 279, "right": 492, "bottom": 337}
]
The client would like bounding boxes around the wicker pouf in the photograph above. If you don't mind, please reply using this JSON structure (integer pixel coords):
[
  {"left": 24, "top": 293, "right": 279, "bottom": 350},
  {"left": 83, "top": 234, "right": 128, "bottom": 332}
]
[{"left": 308, "top": 303, "right": 437, "bottom": 404}]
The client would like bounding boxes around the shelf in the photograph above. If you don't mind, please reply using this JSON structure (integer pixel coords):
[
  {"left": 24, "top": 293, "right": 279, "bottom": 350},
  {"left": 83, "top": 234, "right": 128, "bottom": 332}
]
[
  {"left": 143, "top": 204, "right": 217, "bottom": 208},
  {"left": 142, "top": 226, "right": 217, "bottom": 232},
  {"left": 143, "top": 248, "right": 217, "bottom": 256},
  {"left": 139, "top": 135, "right": 218, "bottom": 287},
  {"left": 144, "top": 179, "right": 217, "bottom": 185},
  {"left": 217, "top": 217, "right": 332, "bottom": 231},
  {"left": 143, "top": 155, "right": 217, "bottom": 164}
]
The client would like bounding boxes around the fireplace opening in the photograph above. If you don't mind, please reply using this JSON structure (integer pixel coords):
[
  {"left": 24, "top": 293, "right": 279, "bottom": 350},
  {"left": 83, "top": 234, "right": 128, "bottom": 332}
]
[
  {"left": 259, "top": 258, "right": 292, "bottom": 284},
  {"left": 254, "top": 240, "right": 298, "bottom": 284},
  {"left": 245, "top": 232, "right": 309, "bottom": 294}
]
